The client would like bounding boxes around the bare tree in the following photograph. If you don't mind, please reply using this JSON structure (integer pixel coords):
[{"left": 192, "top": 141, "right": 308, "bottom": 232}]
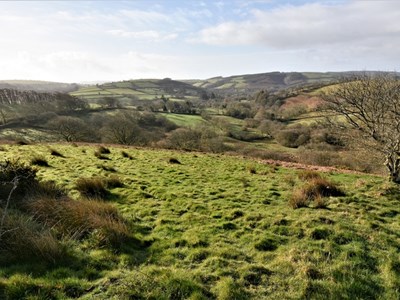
[
  {"left": 47, "top": 116, "right": 92, "bottom": 142},
  {"left": 323, "top": 73, "right": 400, "bottom": 183},
  {"left": 101, "top": 112, "right": 141, "bottom": 145}
]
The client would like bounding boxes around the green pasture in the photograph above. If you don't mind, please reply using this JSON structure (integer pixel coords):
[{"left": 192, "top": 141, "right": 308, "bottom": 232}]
[{"left": 0, "top": 143, "right": 398, "bottom": 299}]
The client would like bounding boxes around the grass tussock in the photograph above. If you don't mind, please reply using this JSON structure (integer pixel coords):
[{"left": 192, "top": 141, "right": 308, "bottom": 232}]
[
  {"left": 97, "top": 146, "right": 111, "bottom": 154},
  {"left": 94, "top": 151, "right": 109, "bottom": 160},
  {"left": 27, "top": 197, "right": 129, "bottom": 248},
  {"left": 103, "top": 176, "right": 124, "bottom": 188},
  {"left": 49, "top": 148, "right": 65, "bottom": 157},
  {"left": 121, "top": 151, "right": 133, "bottom": 159},
  {"left": 298, "top": 170, "right": 322, "bottom": 181},
  {"left": 75, "top": 177, "right": 110, "bottom": 199},
  {"left": 100, "top": 165, "right": 117, "bottom": 172},
  {"left": 290, "top": 176, "right": 344, "bottom": 209},
  {"left": 31, "top": 156, "right": 50, "bottom": 167},
  {"left": 0, "top": 210, "right": 65, "bottom": 264},
  {"left": 169, "top": 157, "right": 181, "bottom": 164}
]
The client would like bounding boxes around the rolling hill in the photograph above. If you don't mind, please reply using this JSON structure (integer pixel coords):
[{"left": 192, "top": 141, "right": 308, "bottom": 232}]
[
  {"left": 0, "top": 80, "right": 79, "bottom": 93},
  {"left": 71, "top": 78, "right": 207, "bottom": 103},
  {"left": 70, "top": 71, "right": 376, "bottom": 102}
]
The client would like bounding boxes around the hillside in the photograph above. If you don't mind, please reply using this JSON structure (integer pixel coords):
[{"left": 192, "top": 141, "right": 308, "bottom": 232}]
[
  {"left": 0, "top": 80, "right": 79, "bottom": 93},
  {"left": 0, "top": 143, "right": 399, "bottom": 299},
  {"left": 185, "top": 72, "right": 344, "bottom": 95},
  {"left": 71, "top": 78, "right": 208, "bottom": 103}
]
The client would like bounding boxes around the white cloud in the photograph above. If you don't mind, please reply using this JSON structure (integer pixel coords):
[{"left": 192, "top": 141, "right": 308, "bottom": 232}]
[
  {"left": 107, "top": 29, "right": 178, "bottom": 41},
  {"left": 195, "top": 1, "right": 400, "bottom": 49},
  {"left": 119, "top": 9, "right": 171, "bottom": 24}
]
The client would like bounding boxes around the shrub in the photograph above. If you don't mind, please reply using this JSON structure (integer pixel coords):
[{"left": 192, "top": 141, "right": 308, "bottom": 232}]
[
  {"left": 0, "top": 160, "right": 38, "bottom": 206},
  {"left": 275, "top": 126, "right": 310, "bottom": 148},
  {"left": 161, "top": 128, "right": 202, "bottom": 151},
  {"left": 31, "top": 156, "right": 50, "bottom": 167},
  {"left": 238, "top": 148, "right": 296, "bottom": 162},
  {"left": 75, "top": 177, "right": 109, "bottom": 199}
]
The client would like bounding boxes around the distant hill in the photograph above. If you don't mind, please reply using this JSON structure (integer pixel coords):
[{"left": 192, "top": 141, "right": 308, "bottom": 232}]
[
  {"left": 188, "top": 71, "right": 400, "bottom": 96},
  {"left": 71, "top": 71, "right": 400, "bottom": 102},
  {"left": 186, "top": 72, "right": 348, "bottom": 96},
  {"left": 71, "top": 78, "right": 208, "bottom": 102},
  {"left": 0, "top": 80, "right": 80, "bottom": 93}
]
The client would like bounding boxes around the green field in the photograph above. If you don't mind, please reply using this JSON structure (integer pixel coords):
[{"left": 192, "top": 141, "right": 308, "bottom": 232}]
[
  {"left": 162, "top": 113, "right": 206, "bottom": 127},
  {"left": 0, "top": 143, "right": 399, "bottom": 299}
]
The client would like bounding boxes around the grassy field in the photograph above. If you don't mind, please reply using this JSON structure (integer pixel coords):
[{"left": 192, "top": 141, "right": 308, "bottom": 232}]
[
  {"left": 0, "top": 143, "right": 399, "bottom": 299},
  {"left": 70, "top": 79, "right": 202, "bottom": 103}
]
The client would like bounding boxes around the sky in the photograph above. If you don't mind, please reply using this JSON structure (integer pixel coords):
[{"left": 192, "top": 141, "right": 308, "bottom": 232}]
[{"left": 0, "top": 0, "right": 399, "bottom": 83}]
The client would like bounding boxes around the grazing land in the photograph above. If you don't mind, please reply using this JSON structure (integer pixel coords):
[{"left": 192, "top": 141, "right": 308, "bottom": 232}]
[{"left": 0, "top": 143, "right": 399, "bottom": 299}]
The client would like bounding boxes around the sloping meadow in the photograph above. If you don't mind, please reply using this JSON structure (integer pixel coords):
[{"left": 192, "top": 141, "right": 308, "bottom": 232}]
[{"left": 0, "top": 143, "right": 399, "bottom": 299}]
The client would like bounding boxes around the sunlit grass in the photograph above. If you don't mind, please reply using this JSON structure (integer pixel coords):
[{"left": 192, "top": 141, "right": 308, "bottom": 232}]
[{"left": 0, "top": 143, "right": 399, "bottom": 299}]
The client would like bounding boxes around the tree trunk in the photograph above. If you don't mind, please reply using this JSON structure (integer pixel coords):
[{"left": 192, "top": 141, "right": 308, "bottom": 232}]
[{"left": 385, "top": 154, "right": 400, "bottom": 184}]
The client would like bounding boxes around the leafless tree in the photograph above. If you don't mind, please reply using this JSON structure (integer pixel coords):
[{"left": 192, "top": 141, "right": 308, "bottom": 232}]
[
  {"left": 47, "top": 116, "right": 92, "bottom": 142},
  {"left": 323, "top": 73, "right": 400, "bottom": 183},
  {"left": 101, "top": 112, "right": 141, "bottom": 145}
]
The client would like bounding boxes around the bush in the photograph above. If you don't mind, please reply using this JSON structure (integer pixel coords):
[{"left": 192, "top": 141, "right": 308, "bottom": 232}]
[
  {"left": 161, "top": 128, "right": 202, "bottom": 151},
  {"left": 238, "top": 148, "right": 296, "bottom": 162},
  {"left": 0, "top": 160, "right": 38, "bottom": 206},
  {"left": 275, "top": 126, "right": 310, "bottom": 148},
  {"left": 75, "top": 177, "right": 109, "bottom": 199}
]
